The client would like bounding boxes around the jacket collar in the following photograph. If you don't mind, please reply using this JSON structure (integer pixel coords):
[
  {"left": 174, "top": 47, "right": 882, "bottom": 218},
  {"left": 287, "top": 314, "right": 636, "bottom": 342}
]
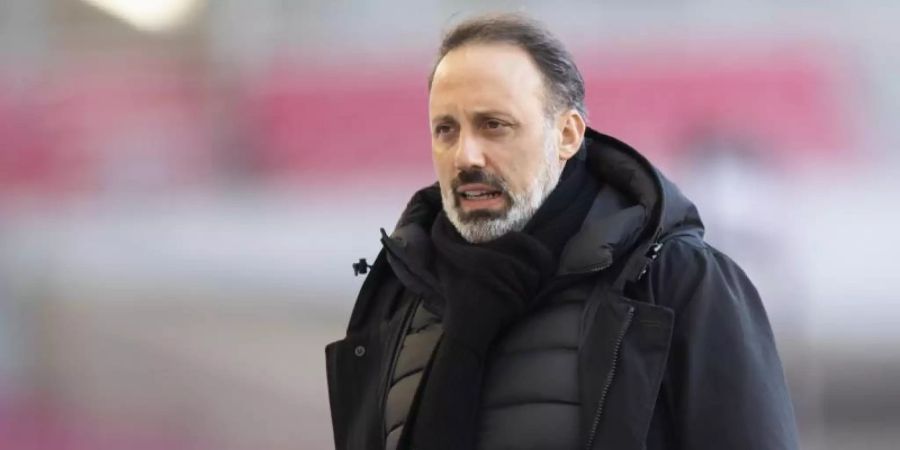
[{"left": 381, "top": 128, "right": 704, "bottom": 291}]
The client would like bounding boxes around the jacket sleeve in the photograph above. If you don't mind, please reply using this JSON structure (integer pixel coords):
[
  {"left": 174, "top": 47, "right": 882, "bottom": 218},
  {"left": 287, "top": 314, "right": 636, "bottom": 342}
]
[{"left": 646, "top": 237, "right": 800, "bottom": 450}]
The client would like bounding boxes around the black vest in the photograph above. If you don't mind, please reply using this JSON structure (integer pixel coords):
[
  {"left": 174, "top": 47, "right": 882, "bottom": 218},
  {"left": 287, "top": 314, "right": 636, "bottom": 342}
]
[{"left": 384, "top": 285, "right": 590, "bottom": 450}]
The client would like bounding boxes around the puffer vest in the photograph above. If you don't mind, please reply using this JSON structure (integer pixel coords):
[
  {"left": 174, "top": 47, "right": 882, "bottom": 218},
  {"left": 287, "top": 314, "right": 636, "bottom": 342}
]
[
  {"left": 384, "top": 282, "right": 591, "bottom": 450},
  {"left": 384, "top": 300, "right": 442, "bottom": 450}
]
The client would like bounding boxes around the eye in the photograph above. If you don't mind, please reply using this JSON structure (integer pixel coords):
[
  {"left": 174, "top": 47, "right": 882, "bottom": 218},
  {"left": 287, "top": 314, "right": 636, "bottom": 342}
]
[
  {"left": 480, "top": 118, "right": 512, "bottom": 134},
  {"left": 434, "top": 123, "right": 455, "bottom": 137},
  {"left": 484, "top": 119, "right": 504, "bottom": 129}
]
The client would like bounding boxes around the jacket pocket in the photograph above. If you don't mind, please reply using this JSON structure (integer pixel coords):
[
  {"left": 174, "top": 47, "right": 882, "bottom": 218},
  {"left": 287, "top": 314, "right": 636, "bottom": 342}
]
[{"left": 580, "top": 294, "right": 674, "bottom": 450}]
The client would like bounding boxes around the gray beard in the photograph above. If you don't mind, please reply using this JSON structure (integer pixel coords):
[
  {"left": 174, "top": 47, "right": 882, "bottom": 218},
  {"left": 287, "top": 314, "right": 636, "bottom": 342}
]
[{"left": 441, "top": 136, "right": 562, "bottom": 243}]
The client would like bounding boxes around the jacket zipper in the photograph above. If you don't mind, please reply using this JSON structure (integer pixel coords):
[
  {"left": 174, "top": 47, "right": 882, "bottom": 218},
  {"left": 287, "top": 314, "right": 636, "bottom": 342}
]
[{"left": 584, "top": 304, "right": 635, "bottom": 450}]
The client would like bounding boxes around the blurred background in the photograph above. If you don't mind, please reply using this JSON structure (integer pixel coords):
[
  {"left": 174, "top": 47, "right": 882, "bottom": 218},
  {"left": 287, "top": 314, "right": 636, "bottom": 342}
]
[{"left": 0, "top": 0, "right": 898, "bottom": 449}]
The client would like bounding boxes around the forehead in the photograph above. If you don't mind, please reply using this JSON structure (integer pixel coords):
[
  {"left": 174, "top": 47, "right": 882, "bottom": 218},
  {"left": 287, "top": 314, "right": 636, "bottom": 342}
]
[{"left": 429, "top": 43, "right": 547, "bottom": 116}]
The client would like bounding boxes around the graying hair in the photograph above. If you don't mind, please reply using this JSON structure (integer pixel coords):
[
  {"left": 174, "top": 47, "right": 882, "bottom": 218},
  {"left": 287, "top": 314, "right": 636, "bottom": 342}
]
[{"left": 428, "top": 13, "right": 587, "bottom": 119}]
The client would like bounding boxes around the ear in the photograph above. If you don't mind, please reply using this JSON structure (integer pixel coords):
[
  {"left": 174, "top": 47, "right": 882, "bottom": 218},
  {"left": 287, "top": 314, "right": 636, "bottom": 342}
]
[{"left": 556, "top": 109, "right": 586, "bottom": 161}]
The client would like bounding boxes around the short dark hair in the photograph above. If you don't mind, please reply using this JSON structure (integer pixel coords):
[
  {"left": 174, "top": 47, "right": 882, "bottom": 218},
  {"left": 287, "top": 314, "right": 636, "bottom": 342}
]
[{"left": 428, "top": 14, "right": 586, "bottom": 119}]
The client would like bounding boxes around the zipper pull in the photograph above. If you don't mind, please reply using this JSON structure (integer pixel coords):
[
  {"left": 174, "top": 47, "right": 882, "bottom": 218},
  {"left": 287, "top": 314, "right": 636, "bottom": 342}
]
[{"left": 636, "top": 241, "right": 664, "bottom": 281}]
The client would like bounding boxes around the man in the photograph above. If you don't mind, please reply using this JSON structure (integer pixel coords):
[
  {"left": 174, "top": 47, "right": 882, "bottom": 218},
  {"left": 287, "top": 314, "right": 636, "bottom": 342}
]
[{"left": 326, "top": 14, "right": 799, "bottom": 450}]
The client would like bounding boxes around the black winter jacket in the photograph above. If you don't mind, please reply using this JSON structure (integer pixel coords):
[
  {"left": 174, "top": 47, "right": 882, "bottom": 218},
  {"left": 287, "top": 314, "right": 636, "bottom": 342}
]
[{"left": 325, "top": 128, "right": 799, "bottom": 450}]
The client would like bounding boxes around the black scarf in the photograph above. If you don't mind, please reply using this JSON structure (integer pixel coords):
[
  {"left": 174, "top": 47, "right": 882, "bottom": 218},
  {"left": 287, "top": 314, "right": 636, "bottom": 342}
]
[{"left": 409, "top": 153, "right": 597, "bottom": 449}]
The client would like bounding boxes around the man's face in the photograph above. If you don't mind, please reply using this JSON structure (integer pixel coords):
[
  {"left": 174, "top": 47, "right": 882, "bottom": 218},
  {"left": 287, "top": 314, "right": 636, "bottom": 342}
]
[{"left": 429, "top": 43, "right": 564, "bottom": 243}]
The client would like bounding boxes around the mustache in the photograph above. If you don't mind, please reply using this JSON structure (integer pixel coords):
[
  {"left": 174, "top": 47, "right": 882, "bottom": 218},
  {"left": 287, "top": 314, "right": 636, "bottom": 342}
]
[{"left": 450, "top": 169, "right": 507, "bottom": 192}]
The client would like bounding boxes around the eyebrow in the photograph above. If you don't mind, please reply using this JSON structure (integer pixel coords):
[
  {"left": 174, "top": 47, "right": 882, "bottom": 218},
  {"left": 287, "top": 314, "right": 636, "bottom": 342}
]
[
  {"left": 472, "top": 109, "right": 512, "bottom": 118},
  {"left": 430, "top": 110, "right": 514, "bottom": 124},
  {"left": 430, "top": 114, "right": 458, "bottom": 124}
]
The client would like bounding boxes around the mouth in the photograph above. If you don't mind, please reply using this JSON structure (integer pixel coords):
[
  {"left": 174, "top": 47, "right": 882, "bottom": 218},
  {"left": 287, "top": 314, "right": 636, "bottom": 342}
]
[
  {"left": 455, "top": 183, "right": 507, "bottom": 210},
  {"left": 459, "top": 190, "right": 503, "bottom": 200}
]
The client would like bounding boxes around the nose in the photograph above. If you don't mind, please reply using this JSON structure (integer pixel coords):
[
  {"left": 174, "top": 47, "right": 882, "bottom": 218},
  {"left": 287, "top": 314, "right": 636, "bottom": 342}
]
[{"left": 453, "top": 131, "right": 486, "bottom": 171}]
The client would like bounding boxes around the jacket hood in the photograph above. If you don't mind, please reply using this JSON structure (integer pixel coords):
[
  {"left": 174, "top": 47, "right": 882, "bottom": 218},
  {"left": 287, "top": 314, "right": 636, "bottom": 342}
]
[{"left": 382, "top": 127, "right": 704, "bottom": 294}]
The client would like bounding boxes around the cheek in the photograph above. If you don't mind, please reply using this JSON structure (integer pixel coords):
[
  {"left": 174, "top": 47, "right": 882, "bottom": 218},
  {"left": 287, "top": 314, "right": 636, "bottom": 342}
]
[
  {"left": 498, "top": 144, "right": 543, "bottom": 192},
  {"left": 432, "top": 151, "right": 454, "bottom": 184}
]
